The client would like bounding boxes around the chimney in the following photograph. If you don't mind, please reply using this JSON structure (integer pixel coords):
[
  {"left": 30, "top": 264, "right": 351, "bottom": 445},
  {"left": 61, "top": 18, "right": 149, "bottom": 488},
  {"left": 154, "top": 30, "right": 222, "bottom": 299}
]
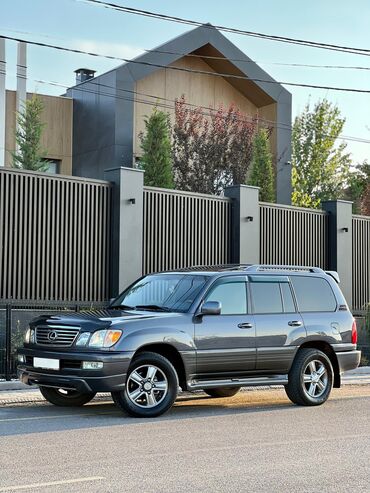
[
  {"left": 74, "top": 68, "right": 96, "bottom": 84},
  {"left": 0, "top": 38, "right": 5, "bottom": 166}
]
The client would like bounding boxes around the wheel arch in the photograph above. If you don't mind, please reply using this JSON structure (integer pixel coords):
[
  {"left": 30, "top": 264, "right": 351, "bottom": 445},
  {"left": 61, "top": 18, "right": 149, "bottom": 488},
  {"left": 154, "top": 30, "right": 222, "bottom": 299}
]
[
  {"left": 133, "top": 343, "right": 187, "bottom": 391},
  {"left": 295, "top": 341, "right": 341, "bottom": 388}
]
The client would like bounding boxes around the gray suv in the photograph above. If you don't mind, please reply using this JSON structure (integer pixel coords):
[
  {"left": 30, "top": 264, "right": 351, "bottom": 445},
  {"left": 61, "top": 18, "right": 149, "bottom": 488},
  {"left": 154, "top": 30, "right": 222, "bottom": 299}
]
[{"left": 18, "top": 265, "right": 361, "bottom": 417}]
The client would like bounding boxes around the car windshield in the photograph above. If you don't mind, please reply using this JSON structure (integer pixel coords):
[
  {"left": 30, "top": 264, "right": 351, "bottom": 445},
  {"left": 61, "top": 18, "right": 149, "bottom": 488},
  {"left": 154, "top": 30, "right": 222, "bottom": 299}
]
[{"left": 111, "top": 274, "right": 208, "bottom": 313}]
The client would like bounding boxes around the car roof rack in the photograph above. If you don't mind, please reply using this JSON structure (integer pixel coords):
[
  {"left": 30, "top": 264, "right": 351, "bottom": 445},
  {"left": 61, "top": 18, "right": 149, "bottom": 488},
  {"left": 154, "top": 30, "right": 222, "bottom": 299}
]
[{"left": 244, "top": 264, "right": 325, "bottom": 274}]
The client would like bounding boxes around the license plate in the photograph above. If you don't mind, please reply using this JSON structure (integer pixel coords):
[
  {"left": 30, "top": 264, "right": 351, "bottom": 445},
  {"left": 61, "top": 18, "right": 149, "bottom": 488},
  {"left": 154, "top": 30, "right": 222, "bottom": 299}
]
[{"left": 33, "top": 357, "right": 60, "bottom": 370}]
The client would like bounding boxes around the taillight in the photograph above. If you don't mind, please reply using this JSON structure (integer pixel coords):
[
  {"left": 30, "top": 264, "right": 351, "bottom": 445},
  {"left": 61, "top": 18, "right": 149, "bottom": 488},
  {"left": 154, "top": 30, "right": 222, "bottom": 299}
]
[{"left": 351, "top": 319, "right": 358, "bottom": 345}]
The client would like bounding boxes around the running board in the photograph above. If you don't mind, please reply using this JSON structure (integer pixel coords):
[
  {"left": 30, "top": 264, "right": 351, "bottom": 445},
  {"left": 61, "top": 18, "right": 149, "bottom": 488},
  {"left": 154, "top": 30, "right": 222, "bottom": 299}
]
[{"left": 187, "top": 375, "right": 288, "bottom": 390}]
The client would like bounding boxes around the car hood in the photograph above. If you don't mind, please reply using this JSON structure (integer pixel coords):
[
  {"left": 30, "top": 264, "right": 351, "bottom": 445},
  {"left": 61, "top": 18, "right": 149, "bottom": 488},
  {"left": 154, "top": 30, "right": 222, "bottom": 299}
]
[{"left": 30, "top": 308, "right": 183, "bottom": 332}]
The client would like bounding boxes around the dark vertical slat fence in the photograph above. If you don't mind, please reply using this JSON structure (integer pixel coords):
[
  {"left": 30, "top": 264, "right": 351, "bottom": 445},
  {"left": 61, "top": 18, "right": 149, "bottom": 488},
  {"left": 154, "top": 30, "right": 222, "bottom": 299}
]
[
  {"left": 260, "top": 202, "right": 328, "bottom": 269},
  {"left": 0, "top": 168, "right": 111, "bottom": 302},
  {"left": 143, "top": 187, "right": 231, "bottom": 274},
  {"left": 352, "top": 215, "right": 370, "bottom": 313}
]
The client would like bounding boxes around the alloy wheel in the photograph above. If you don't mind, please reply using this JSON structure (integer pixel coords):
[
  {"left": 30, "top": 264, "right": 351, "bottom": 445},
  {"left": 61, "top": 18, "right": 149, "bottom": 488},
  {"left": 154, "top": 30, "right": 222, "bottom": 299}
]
[
  {"left": 127, "top": 364, "right": 168, "bottom": 408},
  {"left": 302, "top": 360, "right": 328, "bottom": 398}
]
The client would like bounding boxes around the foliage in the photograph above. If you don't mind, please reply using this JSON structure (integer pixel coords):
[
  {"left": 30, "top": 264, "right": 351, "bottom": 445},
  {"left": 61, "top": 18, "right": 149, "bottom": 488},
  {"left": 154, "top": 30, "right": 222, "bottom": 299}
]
[
  {"left": 172, "top": 96, "right": 259, "bottom": 195},
  {"left": 345, "top": 161, "right": 370, "bottom": 214},
  {"left": 12, "top": 94, "right": 50, "bottom": 172},
  {"left": 248, "top": 128, "right": 275, "bottom": 202},
  {"left": 139, "top": 107, "right": 174, "bottom": 188},
  {"left": 291, "top": 99, "right": 351, "bottom": 208}
]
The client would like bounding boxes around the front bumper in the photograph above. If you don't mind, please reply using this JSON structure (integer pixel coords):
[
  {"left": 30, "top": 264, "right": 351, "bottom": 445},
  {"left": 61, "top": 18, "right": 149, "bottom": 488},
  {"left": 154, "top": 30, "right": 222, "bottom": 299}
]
[
  {"left": 336, "top": 350, "right": 361, "bottom": 373},
  {"left": 17, "top": 348, "right": 134, "bottom": 393}
]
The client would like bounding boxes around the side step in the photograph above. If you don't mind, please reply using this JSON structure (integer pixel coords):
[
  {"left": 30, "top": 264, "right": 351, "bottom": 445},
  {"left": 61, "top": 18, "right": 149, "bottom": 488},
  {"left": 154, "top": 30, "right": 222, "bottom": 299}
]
[{"left": 187, "top": 375, "right": 288, "bottom": 391}]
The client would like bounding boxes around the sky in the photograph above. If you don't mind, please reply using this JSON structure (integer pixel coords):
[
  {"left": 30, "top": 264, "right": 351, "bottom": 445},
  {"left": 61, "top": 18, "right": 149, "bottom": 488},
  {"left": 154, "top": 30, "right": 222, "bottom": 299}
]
[{"left": 1, "top": 0, "right": 370, "bottom": 163}]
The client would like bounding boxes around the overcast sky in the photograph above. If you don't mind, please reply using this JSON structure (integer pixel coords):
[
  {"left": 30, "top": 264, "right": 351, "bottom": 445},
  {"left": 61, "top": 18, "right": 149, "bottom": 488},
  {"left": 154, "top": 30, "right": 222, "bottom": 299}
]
[{"left": 1, "top": 0, "right": 370, "bottom": 163}]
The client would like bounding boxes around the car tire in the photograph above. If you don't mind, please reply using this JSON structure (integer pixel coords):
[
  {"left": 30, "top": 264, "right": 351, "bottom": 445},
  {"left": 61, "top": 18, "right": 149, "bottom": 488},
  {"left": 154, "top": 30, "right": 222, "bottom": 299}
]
[
  {"left": 285, "top": 348, "right": 334, "bottom": 406},
  {"left": 39, "top": 386, "right": 96, "bottom": 407},
  {"left": 112, "top": 352, "right": 179, "bottom": 418},
  {"left": 204, "top": 387, "right": 240, "bottom": 398}
]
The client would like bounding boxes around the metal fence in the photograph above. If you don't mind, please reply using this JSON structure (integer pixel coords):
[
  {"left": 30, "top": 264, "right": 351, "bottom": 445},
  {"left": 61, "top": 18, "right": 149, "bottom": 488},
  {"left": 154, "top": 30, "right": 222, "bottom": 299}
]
[
  {"left": 0, "top": 168, "right": 111, "bottom": 302},
  {"left": 352, "top": 215, "right": 370, "bottom": 313},
  {"left": 143, "top": 187, "right": 231, "bottom": 274},
  {"left": 0, "top": 300, "right": 108, "bottom": 380},
  {"left": 260, "top": 202, "right": 328, "bottom": 269}
]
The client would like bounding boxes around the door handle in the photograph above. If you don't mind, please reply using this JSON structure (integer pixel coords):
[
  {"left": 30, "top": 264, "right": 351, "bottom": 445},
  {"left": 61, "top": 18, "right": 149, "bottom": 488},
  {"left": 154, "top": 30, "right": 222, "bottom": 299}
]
[
  {"left": 238, "top": 322, "right": 253, "bottom": 329},
  {"left": 288, "top": 320, "right": 302, "bottom": 327}
]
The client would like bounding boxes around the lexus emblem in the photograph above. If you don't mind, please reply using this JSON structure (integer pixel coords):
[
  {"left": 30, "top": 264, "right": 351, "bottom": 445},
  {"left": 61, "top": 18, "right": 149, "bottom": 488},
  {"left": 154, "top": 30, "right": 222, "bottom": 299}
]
[{"left": 48, "top": 331, "right": 58, "bottom": 341}]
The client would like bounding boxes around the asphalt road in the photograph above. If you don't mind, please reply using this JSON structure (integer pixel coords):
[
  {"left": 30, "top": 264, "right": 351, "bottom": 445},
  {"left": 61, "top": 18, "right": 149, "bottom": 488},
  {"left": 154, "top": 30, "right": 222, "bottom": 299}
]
[{"left": 0, "top": 386, "right": 369, "bottom": 493}]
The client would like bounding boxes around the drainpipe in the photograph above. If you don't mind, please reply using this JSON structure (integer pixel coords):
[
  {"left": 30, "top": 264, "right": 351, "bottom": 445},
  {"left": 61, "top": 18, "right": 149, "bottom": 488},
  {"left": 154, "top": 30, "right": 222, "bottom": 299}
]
[
  {"left": 16, "top": 42, "right": 27, "bottom": 153},
  {"left": 0, "top": 39, "right": 5, "bottom": 166}
]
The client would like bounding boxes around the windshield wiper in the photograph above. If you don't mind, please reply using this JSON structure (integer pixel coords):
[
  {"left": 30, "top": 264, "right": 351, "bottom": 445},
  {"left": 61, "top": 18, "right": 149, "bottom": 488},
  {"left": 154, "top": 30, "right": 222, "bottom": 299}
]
[
  {"left": 110, "top": 304, "right": 136, "bottom": 310},
  {"left": 135, "top": 304, "right": 172, "bottom": 312}
]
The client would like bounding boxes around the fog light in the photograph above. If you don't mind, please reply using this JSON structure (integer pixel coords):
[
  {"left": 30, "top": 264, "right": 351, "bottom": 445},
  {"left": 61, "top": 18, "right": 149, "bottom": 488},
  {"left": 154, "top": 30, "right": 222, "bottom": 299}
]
[
  {"left": 82, "top": 361, "right": 103, "bottom": 370},
  {"left": 18, "top": 354, "right": 25, "bottom": 363}
]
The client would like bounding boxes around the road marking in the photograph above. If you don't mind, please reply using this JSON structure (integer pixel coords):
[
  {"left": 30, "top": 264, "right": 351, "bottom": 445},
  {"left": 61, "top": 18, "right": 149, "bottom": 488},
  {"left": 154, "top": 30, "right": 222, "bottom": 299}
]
[
  {"left": 0, "top": 411, "right": 120, "bottom": 423},
  {"left": 0, "top": 477, "right": 105, "bottom": 492}
]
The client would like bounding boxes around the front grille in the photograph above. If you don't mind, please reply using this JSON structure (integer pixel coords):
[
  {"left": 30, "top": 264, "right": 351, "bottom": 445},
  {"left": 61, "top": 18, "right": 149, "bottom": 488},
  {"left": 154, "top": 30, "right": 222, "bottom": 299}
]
[{"left": 35, "top": 326, "right": 80, "bottom": 347}]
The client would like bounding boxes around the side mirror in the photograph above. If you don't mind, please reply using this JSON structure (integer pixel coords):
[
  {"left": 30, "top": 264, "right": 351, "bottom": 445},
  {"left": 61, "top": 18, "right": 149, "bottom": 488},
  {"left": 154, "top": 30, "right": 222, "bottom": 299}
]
[{"left": 201, "top": 301, "right": 221, "bottom": 315}]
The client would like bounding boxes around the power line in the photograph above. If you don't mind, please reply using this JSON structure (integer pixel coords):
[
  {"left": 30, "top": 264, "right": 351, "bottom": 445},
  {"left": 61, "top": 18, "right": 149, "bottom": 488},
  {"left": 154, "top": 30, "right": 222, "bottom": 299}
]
[
  {"left": 1, "top": 33, "right": 370, "bottom": 94},
  {"left": 78, "top": 0, "right": 370, "bottom": 56},
  {"left": 4, "top": 69, "right": 370, "bottom": 146},
  {"left": 5, "top": 26, "right": 370, "bottom": 71}
]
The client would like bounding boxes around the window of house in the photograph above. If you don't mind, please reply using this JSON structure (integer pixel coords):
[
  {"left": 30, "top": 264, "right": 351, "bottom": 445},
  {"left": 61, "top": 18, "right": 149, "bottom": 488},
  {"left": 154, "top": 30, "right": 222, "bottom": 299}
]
[
  {"left": 290, "top": 276, "right": 337, "bottom": 312},
  {"left": 205, "top": 278, "right": 247, "bottom": 315},
  {"left": 42, "top": 159, "right": 60, "bottom": 174}
]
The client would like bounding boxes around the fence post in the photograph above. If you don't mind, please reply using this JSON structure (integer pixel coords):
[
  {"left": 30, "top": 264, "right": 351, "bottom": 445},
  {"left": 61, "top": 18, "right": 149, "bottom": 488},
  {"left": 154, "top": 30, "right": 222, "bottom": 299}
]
[
  {"left": 322, "top": 200, "right": 353, "bottom": 308},
  {"left": 224, "top": 185, "right": 260, "bottom": 264},
  {"left": 5, "top": 304, "right": 11, "bottom": 381},
  {"left": 104, "top": 167, "right": 144, "bottom": 297}
]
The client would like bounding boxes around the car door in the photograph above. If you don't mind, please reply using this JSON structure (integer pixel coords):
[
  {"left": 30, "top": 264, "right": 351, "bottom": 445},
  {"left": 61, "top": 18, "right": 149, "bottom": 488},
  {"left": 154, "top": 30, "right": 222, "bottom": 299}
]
[
  {"left": 249, "top": 275, "right": 305, "bottom": 372},
  {"left": 194, "top": 276, "right": 256, "bottom": 376}
]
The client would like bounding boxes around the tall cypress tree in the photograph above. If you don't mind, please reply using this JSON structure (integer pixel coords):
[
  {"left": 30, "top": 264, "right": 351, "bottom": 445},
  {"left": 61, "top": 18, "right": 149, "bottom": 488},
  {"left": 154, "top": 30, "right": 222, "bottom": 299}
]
[
  {"left": 248, "top": 128, "right": 275, "bottom": 202},
  {"left": 139, "top": 108, "right": 174, "bottom": 189},
  {"left": 12, "top": 94, "right": 49, "bottom": 172}
]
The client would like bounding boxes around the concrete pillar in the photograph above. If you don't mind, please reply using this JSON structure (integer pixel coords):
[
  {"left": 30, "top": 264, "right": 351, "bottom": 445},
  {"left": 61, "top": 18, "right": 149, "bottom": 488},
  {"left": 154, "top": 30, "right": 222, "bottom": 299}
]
[
  {"left": 16, "top": 42, "right": 26, "bottom": 153},
  {"left": 104, "top": 167, "right": 144, "bottom": 297},
  {"left": 0, "top": 39, "right": 5, "bottom": 167},
  {"left": 224, "top": 185, "right": 260, "bottom": 265},
  {"left": 322, "top": 200, "right": 353, "bottom": 308}
]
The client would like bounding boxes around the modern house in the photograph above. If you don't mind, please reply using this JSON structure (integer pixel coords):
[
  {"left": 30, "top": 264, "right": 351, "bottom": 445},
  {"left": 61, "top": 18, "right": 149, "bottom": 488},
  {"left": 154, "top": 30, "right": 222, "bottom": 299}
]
[{"left": 66, "top": 24, "right": 292, "bottom": 204}]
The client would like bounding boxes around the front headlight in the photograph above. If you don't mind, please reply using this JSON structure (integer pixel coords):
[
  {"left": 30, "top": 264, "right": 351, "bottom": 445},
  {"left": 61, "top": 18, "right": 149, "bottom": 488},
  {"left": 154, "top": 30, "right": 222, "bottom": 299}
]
[
  {"left": 88, "top": 329, "right": 122, "bottom": 348},
  {"left": 24, "top": 328, "right": 35, "bottom": 344}
]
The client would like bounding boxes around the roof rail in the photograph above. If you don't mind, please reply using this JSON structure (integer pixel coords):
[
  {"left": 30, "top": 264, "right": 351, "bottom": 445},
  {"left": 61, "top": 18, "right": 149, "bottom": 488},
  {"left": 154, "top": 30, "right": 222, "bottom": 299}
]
[{"left": 244, "top": 264, "right": 325, "bottom": 274}]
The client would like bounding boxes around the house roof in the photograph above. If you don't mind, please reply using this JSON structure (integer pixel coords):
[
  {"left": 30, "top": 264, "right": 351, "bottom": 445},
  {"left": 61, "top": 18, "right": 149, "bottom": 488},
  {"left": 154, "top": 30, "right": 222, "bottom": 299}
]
[{"left": 71, "top": 24, "right": 290, "bottom": 107}]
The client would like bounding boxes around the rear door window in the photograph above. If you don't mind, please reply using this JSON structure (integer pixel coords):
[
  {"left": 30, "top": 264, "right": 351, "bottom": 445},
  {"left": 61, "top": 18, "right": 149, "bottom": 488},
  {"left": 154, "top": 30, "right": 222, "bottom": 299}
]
[
  {"left": 291, "top": 276, "right": 337, "bottom": 312},
  {"left": 250, "top": 282, "right": 283, "bottom": 314}
]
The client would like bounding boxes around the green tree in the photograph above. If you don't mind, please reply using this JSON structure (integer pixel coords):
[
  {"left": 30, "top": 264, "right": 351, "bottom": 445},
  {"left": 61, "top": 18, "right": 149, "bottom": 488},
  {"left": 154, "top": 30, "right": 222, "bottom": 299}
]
[
  {"left": 345, "top": 161, "right": 370, "bottom": 214},
  {"left": 292, "top": 99, "right": 351, "bottom": 208},
  {"left": 248, "top": 128, "right": 275, "bottom": 202},
  {"left": 12, "top": 94, "right": 49, "bottom": 171},
  {"left": 139, "top": 107, "right": 174, "bottom": 188}
]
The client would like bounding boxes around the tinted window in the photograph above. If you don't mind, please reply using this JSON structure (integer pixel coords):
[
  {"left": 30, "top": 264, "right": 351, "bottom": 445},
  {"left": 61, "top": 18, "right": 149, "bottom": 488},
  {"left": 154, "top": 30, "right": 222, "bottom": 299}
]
[
  {"left": 280, "top": 283, "right": 296, "bottom": 313},
  {"left": 205, "top": 279, "right": 247, "bottom": 315},
  {"left": 291, "top": 276, "right": 337, "bottom": 312},
  {"left": 251, "top": 282, "right": 283, "bottom": 314}
]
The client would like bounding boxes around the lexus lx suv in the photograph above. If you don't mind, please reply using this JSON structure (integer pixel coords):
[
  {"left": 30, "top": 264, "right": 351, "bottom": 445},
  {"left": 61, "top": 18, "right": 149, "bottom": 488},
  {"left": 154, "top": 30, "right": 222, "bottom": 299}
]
[{"left": 17, "top": 265, "right": 361, "bottom": 417}]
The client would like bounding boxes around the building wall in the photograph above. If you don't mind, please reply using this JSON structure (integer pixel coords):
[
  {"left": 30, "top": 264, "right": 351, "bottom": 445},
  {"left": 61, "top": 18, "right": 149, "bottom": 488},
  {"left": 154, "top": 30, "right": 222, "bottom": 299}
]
[
  {"left": 5, "top": 91, "right": 73, "bottom": 175},
  {"left": 134, "top": 56, "right": 261, "bottom": 160}
]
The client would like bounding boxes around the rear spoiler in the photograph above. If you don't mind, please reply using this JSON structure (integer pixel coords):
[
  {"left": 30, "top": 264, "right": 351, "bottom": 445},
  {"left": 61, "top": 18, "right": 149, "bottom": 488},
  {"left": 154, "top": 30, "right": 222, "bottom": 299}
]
[{"left": 326, "top": 271, "right": 340, "bottom": 283}]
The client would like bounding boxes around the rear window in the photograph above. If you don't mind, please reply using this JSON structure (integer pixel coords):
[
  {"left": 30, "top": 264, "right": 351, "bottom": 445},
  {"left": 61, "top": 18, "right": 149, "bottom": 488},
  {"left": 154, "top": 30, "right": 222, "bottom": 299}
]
[
  {"left": 250, "top": 282, "right": 283, "bottom": 314},
  {"left": 291, "top": 276, "right": 337, "bottom": 312}
]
